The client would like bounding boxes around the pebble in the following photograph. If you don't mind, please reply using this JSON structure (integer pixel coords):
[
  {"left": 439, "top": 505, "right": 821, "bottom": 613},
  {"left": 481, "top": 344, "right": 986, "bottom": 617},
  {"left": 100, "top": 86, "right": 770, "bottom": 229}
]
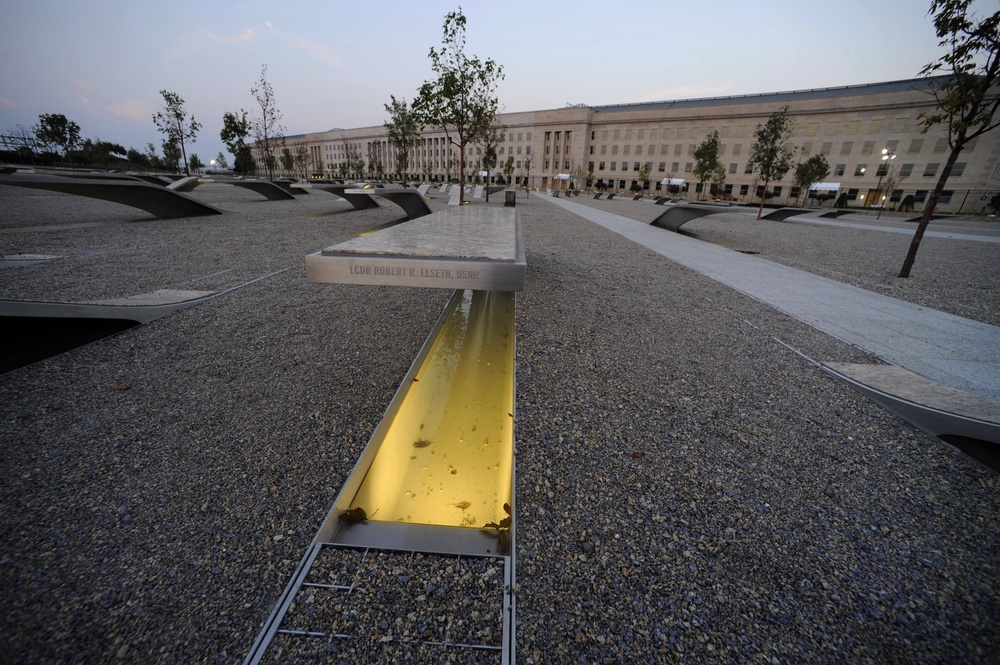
[{"left": 0, "top": 186, "right": 997, "bottom": 663}]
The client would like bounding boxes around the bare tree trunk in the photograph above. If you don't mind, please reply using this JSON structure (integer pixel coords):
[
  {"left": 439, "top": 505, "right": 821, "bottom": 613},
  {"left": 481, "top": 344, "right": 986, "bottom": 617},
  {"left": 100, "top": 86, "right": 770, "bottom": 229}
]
[
  {"left": 756, "top": 179, "right": 769, "bottom": 219},
  {"left": 899, "top": 147, "right": 962, "bottom": 278}
]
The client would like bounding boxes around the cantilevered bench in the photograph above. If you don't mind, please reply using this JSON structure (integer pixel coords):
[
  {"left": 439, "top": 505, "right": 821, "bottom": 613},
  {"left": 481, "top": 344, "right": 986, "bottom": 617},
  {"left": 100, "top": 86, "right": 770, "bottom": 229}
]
[
  {"left": 760, "top": 207, "right": 811, "bottom": 222},
  {"left": 346, "top": 187, "right": 432, "bottom": 220},
  {"left": 819, "top": 210, "right": 853, "bottom": 219},
  {"left": 168, "top": 177, "right": 295, "bottom": 201},
  {"left": 293, "top": 183, "right": 379, "bottom": 210},
  {"left": 0, "top": 174, "right": 223, "bottom": 219},
  {"left": 650, "top": 203, "right": 736, "bottom": 232},
  {"left": 306, "top": 205, "right": 524, "bottom": 290}
]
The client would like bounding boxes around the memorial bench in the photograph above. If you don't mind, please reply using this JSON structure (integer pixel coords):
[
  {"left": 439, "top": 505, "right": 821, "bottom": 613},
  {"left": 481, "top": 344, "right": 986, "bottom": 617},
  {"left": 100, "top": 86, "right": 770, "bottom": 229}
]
[
  {"left": 168, "top": 177, "right": 296, "bottom": 201},
  {"left": 760, "top": 207, "right": 811, "bottom": 222},
  {"left": 247, "top": 204, "right": 525, "bottom": 662},
  {"left": 0, "top": 173, "right": 223, "bottom": 219},
  {"left": 650, "top": 202, "right": 737, "bottom": 232}
]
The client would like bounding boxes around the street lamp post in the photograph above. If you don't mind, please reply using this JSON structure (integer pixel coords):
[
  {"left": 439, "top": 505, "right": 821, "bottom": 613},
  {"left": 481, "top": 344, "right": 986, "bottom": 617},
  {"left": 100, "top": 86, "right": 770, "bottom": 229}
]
[{"left": 875, "top": 148, "right": 895, "bottom": 220}]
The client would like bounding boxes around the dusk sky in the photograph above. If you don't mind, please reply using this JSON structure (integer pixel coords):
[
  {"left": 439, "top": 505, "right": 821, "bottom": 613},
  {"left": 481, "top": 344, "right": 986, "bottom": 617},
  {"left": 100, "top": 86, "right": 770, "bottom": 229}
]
[{"left": 0, "top": 0, "right": 977, "bottom": 165}]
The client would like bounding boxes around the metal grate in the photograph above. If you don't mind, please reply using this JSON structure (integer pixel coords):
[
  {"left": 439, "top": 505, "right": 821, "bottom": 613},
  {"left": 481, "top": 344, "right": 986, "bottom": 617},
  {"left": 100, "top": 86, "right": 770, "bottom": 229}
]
[{"left": 253, "top": 544, "right": 510, "bottom": 664}]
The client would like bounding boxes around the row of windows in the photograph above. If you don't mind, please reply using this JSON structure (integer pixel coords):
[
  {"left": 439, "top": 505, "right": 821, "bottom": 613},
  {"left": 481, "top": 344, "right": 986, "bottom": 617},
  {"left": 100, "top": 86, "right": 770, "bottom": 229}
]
[
  {"left": 586, "top": 160, "right": 966, "bottom": 179},
  {"left": 587, "top": 117, "right": 913, "bottom": 143}
]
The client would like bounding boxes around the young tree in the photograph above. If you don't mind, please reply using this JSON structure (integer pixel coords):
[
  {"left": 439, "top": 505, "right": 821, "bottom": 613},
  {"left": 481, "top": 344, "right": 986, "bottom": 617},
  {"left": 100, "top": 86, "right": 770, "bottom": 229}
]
[
  {"left": 692, "top": 130, "right": 722, "bottom": 200},
  {"left": 34, "top": 113, "right": 81, "bottom": 160},
  {"left": 749, "top": 106, "right": 796, "bottom": 219},
  {"left": 899, "top": 0, "right": 1000, "bottom": 277},
  {"left": 479, "top": 113, "right": 506, "bottom": 201},
  {"left": 522, "top": 146, "right": 533, "bottom": 198},
  {"left": 793, "top": 154, "right": 831, "bottom": 205},
  {"left": 214, "top": 152, "right": 230, "bottom": 171},
  {"left": 877, "top": 165, "right": 906, "bottom": 218},
  {"left": 413, "top": 8, "right": 505, "bottom": 205},
  {"left": 384, "top": 95, "right": 422, "bottom": 184},
  {"left": 250, "top": 65, "right": 285, "bottom": 180},
  {"left": 501, "top": 155, "right": 515, "bottom": 186},
  {"left": 162, "top": 137, "right": 182, "bottom": 172},
  {"left": 293, "top": 142, "right": 311, "bottom": 178},
  {"left": 221, "top": 110, "right": 252, "bottom": 175},
  {"left": 188, "top": 153, "right": 204, "bottom": 173},
  {"left": 280, "top": 146, "right": 294, "bottom": 175},
  {"left": 152, "top": 90, "right": 200, "bottom": 175},
  {"left": 710, "top": 164, "right": 727, "bottom": 198}
]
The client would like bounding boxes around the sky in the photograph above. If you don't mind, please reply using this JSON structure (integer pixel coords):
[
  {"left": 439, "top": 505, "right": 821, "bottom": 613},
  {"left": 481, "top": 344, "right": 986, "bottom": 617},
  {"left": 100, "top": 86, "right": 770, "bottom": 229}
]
[{"left": 0, "top": 0, "right": 977, "bottom": 165}]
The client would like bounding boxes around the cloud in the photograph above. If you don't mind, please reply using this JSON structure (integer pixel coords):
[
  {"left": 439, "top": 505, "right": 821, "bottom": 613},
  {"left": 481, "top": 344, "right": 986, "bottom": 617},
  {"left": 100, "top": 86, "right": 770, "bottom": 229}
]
[
  {"left": 264, "top": 21, "right": 341, "bottom": 68},
  {"left": 0, "top": 97, "right": 19, "bottom": 109},
  {"left": 108, "top": 98, "right": 154, "bottom": 124},
  {"left": 168, "top": 27, "right": 257, "bottom": 59},
  {"left": 74, "top": 79, "right": 94, "bottom": 106},
  {"left": 204, "top": 27, "right": 256, "bottom": 45}
]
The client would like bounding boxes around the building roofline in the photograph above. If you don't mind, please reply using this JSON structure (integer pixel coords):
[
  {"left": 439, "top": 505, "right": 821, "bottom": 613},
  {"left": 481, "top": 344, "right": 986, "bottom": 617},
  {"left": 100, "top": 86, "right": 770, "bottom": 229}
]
[{"left": 589, "top": 76, "right": 951, "bottom": 114}]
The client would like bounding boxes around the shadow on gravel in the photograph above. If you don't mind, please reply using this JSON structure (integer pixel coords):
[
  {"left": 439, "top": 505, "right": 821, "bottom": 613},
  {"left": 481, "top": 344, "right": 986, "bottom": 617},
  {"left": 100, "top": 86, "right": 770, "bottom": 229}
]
[{"left": 2, "top": 316, "right": 139, "bottom": 374}]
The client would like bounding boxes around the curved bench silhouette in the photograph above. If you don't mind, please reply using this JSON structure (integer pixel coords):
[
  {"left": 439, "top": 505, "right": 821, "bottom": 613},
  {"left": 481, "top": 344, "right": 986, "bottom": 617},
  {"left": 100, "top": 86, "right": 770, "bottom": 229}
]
[
  {"left": 296, "top": 183, "right": 379, "bottom": 211},
  {"left": 359, "top": 188, "right": 432, "bottom": 220},
  {"left": 760, "top": 207, "right": 811, "bottom": 221},
  {"left": 819, "top": 210, "right": 853, "bottom": 218},
  {"left": 0, "top": 174, "right": 223, "bottom": 219},
  {"left": 650, "top": 203, "right": 735, "bottom": 232},
  {"left": 168, "top": 177, "right": 295, "bottom": 201}
]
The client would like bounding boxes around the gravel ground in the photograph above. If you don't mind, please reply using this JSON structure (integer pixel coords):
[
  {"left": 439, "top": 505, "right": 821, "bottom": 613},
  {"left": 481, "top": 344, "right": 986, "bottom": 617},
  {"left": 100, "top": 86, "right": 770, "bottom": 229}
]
[{"left": 1, "top": 184, "right": 998, "bottom": 663}]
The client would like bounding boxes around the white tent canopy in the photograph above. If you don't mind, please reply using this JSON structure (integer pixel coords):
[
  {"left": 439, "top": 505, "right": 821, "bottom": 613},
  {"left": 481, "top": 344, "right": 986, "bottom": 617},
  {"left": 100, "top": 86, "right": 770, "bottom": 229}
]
[
  {"left": 809, "top": 182, "right": 841, "bottom": 191},
  {"left": 660, "top": 178, "right": 685, "bottom": 185},
  {"left": 554, "top": 173, "right": 571, "bottom": 180}
]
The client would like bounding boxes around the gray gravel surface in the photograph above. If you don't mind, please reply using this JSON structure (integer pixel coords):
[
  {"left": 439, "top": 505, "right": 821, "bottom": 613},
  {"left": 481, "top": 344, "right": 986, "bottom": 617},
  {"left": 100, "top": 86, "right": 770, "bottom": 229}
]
[{"left": 1, "top": 185, "right": 997, "bottom": 663}]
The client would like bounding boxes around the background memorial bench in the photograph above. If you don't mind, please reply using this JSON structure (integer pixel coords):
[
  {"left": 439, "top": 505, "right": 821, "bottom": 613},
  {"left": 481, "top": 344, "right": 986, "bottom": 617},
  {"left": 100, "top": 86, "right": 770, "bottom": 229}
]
[{"left": 0, "top": 174, "right": 223, "bottom": 219}]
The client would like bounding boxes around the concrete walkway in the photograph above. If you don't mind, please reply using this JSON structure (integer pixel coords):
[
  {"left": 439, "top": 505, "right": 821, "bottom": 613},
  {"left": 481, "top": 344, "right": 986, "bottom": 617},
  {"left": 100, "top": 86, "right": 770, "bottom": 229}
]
[{"left": 536, "top": 194, "right": 1000, "bottom": 404}]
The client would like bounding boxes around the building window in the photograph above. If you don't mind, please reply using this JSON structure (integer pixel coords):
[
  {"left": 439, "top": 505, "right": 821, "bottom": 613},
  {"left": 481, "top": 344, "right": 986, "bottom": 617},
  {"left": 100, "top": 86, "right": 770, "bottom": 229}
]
[
  {"left": 952, "top": 162, "right": 966, "bottom": 177},
  {"left": 854, "top": 164, "right": 867, "bottom": 176},
  {"left": 623, "top": 145, "right": 630, "bottom": 156},
  {"left": 940, "top": 190, "right": 953, "bottom": 204},
  {"left": 876, "top": 163, "right": 890, "bottom": 177},
  {"left": 861, "top": 141, "right": 875, "bottom": 156},
  {"left": 772, "top": 186, "right": 782, "bottom": 196},
  {"left": 610, "top": 161, "right": 616, "bottom": 171},
  {"left": 674, "top": 145, "right": 682, "bottom": 156},
  {"left": 806, "top": 123, "right": 819, "bottom": 136},
  {"left": 821, "top": 142, "right": 832, "bottom": 155},
  {"left": 790, "top": 186, "right": 800, "bottom": 199},
  {"left": 685, "top": 162, "right": 693, "bottom": 173},
  {"left": 744, "top": 162, "right": 754, "bottom": 174},
  {"left": 732, "top": 143, "right": 742, "bottom": 156},
  {"left": 907, "top": 139, "right": 924, "bottom": 154},
  {"left": 869, "top": 119, "right": 883, "bottom": 133},
  {"left": 633, "top": 162, "right": 640, "bottom": 171},
  {"left": 739, "top": 184, "right": 749, "bottom": 195},
  {"left": 835, "top": 163, "right": 846, "bottom": 176},
  {"left": 671, "top": 162, "right": 680, "bottom": 172},
  {"left": 923, "top": 163, "right": 939, "bottom": 177},
  {"left": 900, "top": 163, "right": 914, "bottom": 177},
  {"left": 658, "top": 162, "right": 666, "bottom": 172},
  {"left": 589, "top": 146, "right": 594, "bottom": 154},
  {"left": 840, "top": 142, "right": 853, "bottom": 156},
  {"left": 729, "top": 162, "right": 737, "bottom": 174},
  {"left": 826, "top": 121, "right": 839, "bottom": 136},
  {"left": 601, "top": 145, "right": 607, "bottom": 155},
  {"left": 933, "top": 138, "right": 948, "bottom": 153},
  {"left": 611, "top": 145, "right": 619, "bottom": 155},
  {"left": 599, "top": 161, "right": 605, "bottom": 170},
  {"left": 889, "top": 189, "right": 903, "bottom": 202},
  {"left": 800, "top": 142, "right": 811, "bottom": 156},
  {"left": 914, "top": 190, "right": 929, "bottom": 203},
  {"left": 544, "top": 160, "right": 550, "bottom": 169}
]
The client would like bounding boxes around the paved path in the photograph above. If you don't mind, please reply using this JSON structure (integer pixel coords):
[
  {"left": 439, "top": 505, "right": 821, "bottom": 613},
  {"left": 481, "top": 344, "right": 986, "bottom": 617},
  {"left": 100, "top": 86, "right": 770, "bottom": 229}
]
[{"left": 536, "top": 194, "right": 1000, "bottom": 403}]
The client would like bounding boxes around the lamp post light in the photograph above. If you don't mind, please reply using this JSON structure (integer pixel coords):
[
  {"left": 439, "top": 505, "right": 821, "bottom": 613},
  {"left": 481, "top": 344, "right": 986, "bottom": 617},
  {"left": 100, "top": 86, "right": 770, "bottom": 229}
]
[{"left": 875, "top": 148, "right": 895, "bottom": 220}]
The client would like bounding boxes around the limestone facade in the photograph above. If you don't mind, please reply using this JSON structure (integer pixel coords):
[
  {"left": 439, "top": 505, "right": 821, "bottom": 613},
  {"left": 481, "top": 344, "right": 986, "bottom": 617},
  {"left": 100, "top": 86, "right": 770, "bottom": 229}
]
[{"left": 264, "top": 76, "right": 1000, "bottom": 214}]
